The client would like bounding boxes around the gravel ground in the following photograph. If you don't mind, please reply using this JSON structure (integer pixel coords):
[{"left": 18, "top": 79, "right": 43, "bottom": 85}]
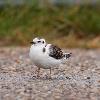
[{"left": 0, "top": 47, "right": 100, "bottom": 100}]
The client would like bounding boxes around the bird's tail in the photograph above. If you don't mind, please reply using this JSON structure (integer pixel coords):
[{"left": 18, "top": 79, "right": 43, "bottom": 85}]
[{"left": 63, "top": 53, "right": 72, "bottom": 59}]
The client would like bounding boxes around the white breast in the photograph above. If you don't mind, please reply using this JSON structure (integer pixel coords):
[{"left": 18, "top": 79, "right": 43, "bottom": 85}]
[{"left": 29, "top": 44, "right": 61, "bottom": 69}]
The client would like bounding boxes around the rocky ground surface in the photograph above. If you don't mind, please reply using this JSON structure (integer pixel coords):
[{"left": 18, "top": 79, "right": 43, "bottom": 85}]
[{"left": 0, "top": 47, "right": 100, "bottom": 100}]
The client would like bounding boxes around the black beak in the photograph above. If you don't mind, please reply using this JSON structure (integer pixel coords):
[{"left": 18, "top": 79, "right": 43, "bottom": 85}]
[{"left": 30, "top": 41, "right": 35, "bottom": 44}]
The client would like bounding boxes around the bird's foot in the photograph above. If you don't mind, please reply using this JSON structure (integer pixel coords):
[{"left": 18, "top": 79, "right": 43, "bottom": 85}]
[
  {"left": 45, "top": 75, "right": 52, "bottom": 79},
  {"left": 36, "top": 75, "right": 41, "bottom": 79}
]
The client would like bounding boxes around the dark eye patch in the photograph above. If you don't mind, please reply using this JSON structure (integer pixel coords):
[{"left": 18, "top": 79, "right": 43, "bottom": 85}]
[{"left": 37, "top": 41, "right": 41, "bottom": 43}]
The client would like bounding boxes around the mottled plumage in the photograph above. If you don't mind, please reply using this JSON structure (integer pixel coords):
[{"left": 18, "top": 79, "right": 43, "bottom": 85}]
[{"left": 49, "top": 45, "right": 63, "bottom": 59}]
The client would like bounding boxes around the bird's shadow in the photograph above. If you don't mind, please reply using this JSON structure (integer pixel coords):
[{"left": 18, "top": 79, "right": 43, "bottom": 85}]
[{"left": 30, "top": 75, "right": 71, "bottom": 80}]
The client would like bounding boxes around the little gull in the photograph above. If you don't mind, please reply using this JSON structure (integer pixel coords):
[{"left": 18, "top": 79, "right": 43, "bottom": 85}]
[{"left": 29, "top": 37, "right": 72, "bottom": 78}]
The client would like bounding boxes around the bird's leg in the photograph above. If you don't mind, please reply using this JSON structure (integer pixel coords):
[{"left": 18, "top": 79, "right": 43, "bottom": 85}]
[
  {"left": 49, "top": 68, "right": 52, "bottom": 79},
  {"left": 37, "top": 67, "right": 40, "bottom": 78}
]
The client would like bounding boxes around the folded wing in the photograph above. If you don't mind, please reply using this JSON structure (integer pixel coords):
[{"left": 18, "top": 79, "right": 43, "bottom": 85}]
[{"left": 49, "top": 45, "right": 64, "bottom": 59}]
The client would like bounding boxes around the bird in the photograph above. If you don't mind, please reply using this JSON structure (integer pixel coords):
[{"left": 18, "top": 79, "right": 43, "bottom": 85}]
[{"left": 29, "top": 37, "right": 72, "bottom": 78}]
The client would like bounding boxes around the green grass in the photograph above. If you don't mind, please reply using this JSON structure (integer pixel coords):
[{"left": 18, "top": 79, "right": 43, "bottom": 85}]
[{"left": 0, "top": 5, "right": 100, "bottom": 47}]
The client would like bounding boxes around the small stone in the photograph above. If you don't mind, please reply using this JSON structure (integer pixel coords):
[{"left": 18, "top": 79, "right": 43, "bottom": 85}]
[{"left": 87, "top": 77, "right": 90, "bottom": 79}]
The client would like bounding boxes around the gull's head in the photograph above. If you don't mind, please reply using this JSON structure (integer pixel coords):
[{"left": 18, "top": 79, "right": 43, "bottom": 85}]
[{"left": 30, "top": 37, "right": 46, "bottom": 45}]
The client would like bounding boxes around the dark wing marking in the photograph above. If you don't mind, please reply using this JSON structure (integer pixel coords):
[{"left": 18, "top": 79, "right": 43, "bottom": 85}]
[
  {"left": 49, "top": 45, "right": 63, "bottom": 59},
  {"left": 64, "top": 53, "right": 72, "bottom": 59},
  {"left": 43, "top": 47, "right": 46, "bottom": 53}
]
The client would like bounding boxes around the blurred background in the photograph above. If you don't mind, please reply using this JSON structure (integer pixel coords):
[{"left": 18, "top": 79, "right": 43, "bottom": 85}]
[{"left": 0, "top": 0, "right": 100, "bottom": 48}]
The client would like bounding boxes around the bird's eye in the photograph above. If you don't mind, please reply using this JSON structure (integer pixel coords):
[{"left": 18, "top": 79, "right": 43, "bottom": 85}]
[
  {"left": 42, "top": 41, "right": 44, "bottom": 43},
  {"left": 37, "top": 41, "right": 41, "bottom": 43}
]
